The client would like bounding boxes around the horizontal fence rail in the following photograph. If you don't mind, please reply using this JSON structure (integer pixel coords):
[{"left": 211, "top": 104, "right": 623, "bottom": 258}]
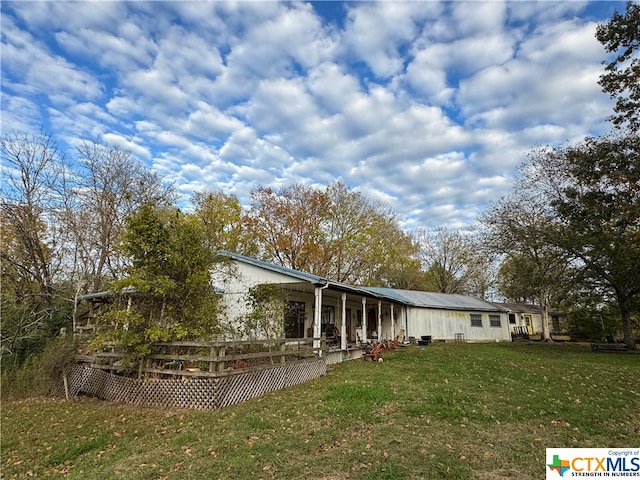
[{"left": 76, "top": 337, "right": 325, "bottom": 379}]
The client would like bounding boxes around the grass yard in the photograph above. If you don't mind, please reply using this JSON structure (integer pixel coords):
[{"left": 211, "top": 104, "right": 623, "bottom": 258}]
[{"left": 2, "top": 342, "right": 639, "bottom": 479}]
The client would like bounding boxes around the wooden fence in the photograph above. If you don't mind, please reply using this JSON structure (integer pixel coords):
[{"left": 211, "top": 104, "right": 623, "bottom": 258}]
[
  {"left": 75, "top": 337, "right": 324, "bottom": 379},
  {"left": 50, "top": 338, "right": 330, "bottom": 410}
]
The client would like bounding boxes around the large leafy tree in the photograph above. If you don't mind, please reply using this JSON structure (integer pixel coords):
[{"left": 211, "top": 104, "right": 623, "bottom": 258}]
[
  {"left": 321, "top": 181, "right": 419, "bottom": 285},
  {"left": 95, "top": 205, "right": 222, "bottom": 358},
  {"left": 545, "top": 134, "right": 640, "bottom": 348},
  {"left": 497, "top": 252, "right": 574, "bottom": 311},
  {"left": 596, "top": 1, "right": 640, "bottom": 132},
  {"left": 480, "top": 179, "right": 572, "bottom": 341},
  {"left": 193, "top": 190, "right": 256, "bottom": 256},
  {"left": 245, "top": 183, "right": 329, "bottom": 273},
  {"left": 245, "top": 181, "right": 419, "bottom": 286}
]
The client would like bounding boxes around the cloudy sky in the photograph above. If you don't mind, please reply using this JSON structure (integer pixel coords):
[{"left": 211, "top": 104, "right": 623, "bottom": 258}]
[{"left": 1, "top": 1, "right": 623, "bottom": 230}]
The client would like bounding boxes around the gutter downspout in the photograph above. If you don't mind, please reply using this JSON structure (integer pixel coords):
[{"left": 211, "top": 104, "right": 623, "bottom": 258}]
[{"left": 404, "top": 305, "right": 409, "bottom": 341}]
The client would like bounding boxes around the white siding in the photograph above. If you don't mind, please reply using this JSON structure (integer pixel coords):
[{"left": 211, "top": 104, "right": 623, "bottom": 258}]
[
  {"left": 215, "top": 261, "right": 310, "bottom": 340},
  {"left": 405, "top": 308, "right": 511, "bottom": 342}
]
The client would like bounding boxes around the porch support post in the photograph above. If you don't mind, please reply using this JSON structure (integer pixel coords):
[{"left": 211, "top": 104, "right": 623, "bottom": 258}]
[
  {"left": 390, "top": 303, "right": 396, "bottom": 340},
  {"left": 314, "top": 286, "right": 324, "bottom": 356},
  {"left": 341, "top": 292, "right": 347, "bottom": 351},
  {"left": 377, "top": 300, "right": 382, "bottom": 340},
  {"left": 361, "top": 297, "right": 367, "bottom": 344}
]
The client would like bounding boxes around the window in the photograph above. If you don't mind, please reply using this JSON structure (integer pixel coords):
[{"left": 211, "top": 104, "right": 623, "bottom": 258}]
[
  {"left": 284, "top": 301, "right": 305, "bottom": 338},
  {"left": 321, "top": 305, "right": 335, "bottom": 327},
  {"left": 470, "top": 314, "right": 482, "bottom": 327},
  {"left": 509, "top": 313, "right": 516, "bottom": 324},
  {"left": 489, "top": 315, "right": 501, "bottom": 327}
]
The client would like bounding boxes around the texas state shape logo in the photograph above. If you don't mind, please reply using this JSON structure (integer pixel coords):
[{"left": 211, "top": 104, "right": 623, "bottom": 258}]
[{"left": 548, "top": 455, "right": 571, "bottom": 477}]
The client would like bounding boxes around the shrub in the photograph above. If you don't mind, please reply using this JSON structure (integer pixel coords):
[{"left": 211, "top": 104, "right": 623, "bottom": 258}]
[{"left": 1, "top": 335, "right": 77, "bottom": 400}]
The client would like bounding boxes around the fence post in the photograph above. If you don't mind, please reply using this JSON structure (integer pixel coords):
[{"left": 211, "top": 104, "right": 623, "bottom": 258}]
[
  {"left": 280, "top": 339, "right": 286, "bottom": 364},
  {"left": 209, "top": 346, "right": 215, "bottom": 373},
  {"left": 217, "top": 342, "right": 226, "bottom": 373}
]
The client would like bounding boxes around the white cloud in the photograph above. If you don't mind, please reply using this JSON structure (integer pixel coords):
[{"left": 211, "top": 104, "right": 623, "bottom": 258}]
[
  {"left": 306, "top": 62, "right": 362, "bottom": 115},
  {"left": 455, "top": 18, "right": 612, "bottom": 134},
  {"left": 1, "top": 0, "right": 618, "bottom": 233},
  {"left": 449, "top": 1, "right": 508, "bottom": 38},
  {"left": 342, "top": 2, "right": 436, "bottom": 78},
  {"left": 8, "top": 1, "right": 128, "bottom": 32},
  {"left": 101, "top": 133, "right": 150, "bottom": 159},
  {"left": 0, "top": 95, "right": 42, "bottom": 133},
  {"left": 1, "top": 17, "right": 102, "bottom": 102},
  {"left": 55, "top": 25, "right": 157, "bottom": 71}
]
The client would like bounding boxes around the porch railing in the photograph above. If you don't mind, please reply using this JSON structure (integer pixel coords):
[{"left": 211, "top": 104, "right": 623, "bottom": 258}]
[{"left": 76, "top": 337, "right": 325, "bottom": 379}]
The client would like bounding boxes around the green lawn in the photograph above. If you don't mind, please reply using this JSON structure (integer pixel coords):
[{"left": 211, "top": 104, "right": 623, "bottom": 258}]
[{"left": 2, "top": 342, "right": 639, "bottom": 479}]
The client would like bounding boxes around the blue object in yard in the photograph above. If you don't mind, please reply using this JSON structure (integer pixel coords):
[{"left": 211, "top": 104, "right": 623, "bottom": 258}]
[{"left": 418, "top": 335, "right": 432, "bottom": 346}]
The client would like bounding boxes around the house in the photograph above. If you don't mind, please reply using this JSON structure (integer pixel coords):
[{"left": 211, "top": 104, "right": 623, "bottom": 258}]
[
  {"left": 497, "top": 303, "right": 565, "bottom": 338},
  {"left": 361, "top": 288, "right": 511, "bottom": 343},
  {"left": 216, "top": 251, "right": 512, "bottom": 345}
]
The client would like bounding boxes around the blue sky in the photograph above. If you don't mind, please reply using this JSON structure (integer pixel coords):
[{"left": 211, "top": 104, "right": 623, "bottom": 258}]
[{"left": 1, "top": 1, "right": 624, "bottom": 231}]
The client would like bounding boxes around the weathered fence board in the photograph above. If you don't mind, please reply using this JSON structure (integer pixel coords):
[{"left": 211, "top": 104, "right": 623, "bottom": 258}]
[{"left": 48, "top": 338, "right": 371, "bottom": 410}]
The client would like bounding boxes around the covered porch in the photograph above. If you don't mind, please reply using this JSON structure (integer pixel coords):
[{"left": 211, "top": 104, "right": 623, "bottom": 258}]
[{"left": 278, "top": 281, "right": 406, "bottom": 352}]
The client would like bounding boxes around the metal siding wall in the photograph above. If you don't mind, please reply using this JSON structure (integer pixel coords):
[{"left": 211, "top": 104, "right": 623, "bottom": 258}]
[{"left": 404, "top": 308, "right": 511, "bottom": 342}]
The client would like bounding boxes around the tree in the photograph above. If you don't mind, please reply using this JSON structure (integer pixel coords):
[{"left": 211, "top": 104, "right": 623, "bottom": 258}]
[
  {"left": 0, "top": 132, "right": 71, "bottom": 363},
  {"left": 245, "top": 181, "right": 419, "bottom": 286},
  {"left": 242, "top": 284, "right": 288, "bottom": 341},
  {"left": 416, "top": 227, "right": 494, "bottom": 297},
  {"left": 1, "top": 132, "right": 61, "bottom": 294},
  {"left": 480, "top": 181, "right": 572, "bottom": 341},
  {"left": 596, "top": 1, "right": 640, "bottom": 132},
  {"left": 193, "top": 190, "right": 256, "bottom": 256},
  {"left": 545, "top": 134, "right": 640, "bottom": 348},
  {"left": 245, "top": 183, "right": 329, "bottom": 273},
  {"left": 93, "top": 205, "right": 222, "bottom": 359},
  {"left": 497, "top": 252, "right": 574, "bottom": 310},
  {"left": 320, "top": 181, "right": 419, "bottom": 285},
  {"left": 63, "top": 140, "right": 175, "bottom": 293}
]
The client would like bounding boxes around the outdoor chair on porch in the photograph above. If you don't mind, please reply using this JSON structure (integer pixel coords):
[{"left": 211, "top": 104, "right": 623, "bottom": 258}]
[{"left": 324, "top": 324, "right": 340, "bottom": 348}]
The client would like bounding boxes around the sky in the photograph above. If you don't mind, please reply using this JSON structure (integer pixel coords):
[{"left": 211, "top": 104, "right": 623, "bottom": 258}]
[{"left": 0, "top": 1, "right": 625, "bottom": 231}]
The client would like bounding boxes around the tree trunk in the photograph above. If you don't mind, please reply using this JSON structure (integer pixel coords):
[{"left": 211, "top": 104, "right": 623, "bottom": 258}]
[
  {"left": 540, "top": 293, "right": 552, "bottom": 341},
  {"left": 619, "top": 297, "right": 637, "bottom": 350}
]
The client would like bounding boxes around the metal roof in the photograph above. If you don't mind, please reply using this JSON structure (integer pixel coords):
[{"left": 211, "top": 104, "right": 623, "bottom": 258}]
[
  {"left": 77, "top": 253, "right": 510, "bottom": 315},
  {"left": 76, "top": 287, "right": 136, "bottom": 303},
  {"left": 361, "top": 287, "right": 509, "bottom": 312},
  {"left": 497, "top": 303, "right": 542, "bottom": 314},
  {"left": 218, "top": 250, "right": 329, "bottom": 286},
  {"left": 218, "top": 250, "right": 377, "bottom": 298},
  {"left": 497, "top": 303, "right": 564, "bottom": 316},
  {"left": 219, "top": 251, "right": 509, "bottom": 312},
  {"left": 76, "top": 291, "right": 113, "bottom": 302}
]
